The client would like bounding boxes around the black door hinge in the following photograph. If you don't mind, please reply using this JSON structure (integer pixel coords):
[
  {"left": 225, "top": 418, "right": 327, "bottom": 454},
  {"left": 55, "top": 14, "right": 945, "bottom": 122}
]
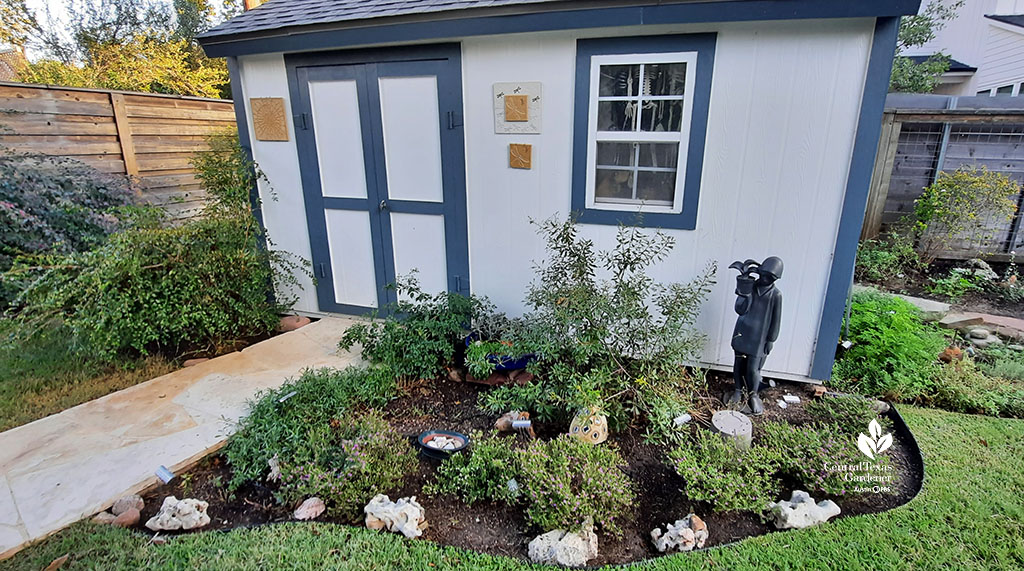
[
  {"left": 318, "top": 262, "right": 326, "bottom": 277},
  {"left": 296, "top": 113, "right": 310, "bottom": 130},
  {"left": 446, "top": 111, "right": 463, "bottom": 130}
]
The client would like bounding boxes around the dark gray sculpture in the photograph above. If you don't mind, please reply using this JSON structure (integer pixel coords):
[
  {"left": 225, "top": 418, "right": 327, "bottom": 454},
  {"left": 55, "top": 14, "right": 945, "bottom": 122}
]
[{"left": 727, "top": 256, "right": 783, "bottom": 416}]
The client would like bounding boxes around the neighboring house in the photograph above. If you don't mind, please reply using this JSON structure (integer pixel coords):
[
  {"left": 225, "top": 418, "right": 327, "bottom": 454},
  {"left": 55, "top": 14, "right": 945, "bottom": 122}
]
[
  {"left": 904, "top": 0, "right": 1024, "bottom": 96},
  {"left": 0, "top": 48, "right": 27, "bottom": 82},
  {"left": 198, "top": 0, "right": 921, "bottom": 383}
]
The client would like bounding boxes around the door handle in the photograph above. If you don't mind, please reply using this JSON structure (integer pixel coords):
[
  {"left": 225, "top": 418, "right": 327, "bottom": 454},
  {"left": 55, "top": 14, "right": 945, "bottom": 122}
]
[{"left": 379, "top": 200, "right": 388, "bottom": 211}]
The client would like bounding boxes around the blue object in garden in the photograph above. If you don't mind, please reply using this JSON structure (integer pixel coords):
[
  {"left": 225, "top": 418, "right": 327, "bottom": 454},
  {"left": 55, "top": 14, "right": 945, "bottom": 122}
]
[{"left": 464, "top": 334, "right": 535, "bottom": 372}]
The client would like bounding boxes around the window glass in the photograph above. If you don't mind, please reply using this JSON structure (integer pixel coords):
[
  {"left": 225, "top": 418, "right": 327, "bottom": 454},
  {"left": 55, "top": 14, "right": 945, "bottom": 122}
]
[{"left": 591, "top": 58, "right": 690, "bottom": 209}]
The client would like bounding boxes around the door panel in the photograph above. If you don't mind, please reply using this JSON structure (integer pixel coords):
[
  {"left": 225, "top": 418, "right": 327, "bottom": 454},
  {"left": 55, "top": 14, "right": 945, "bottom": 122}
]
[
  {"left": 390, "top": 212, "right": 448, "bottom": 300},
  {"left": 308, "top": 80, "right": 368, "bottom": 199},
  {"left": 289, "top": 45, "right": 469, "bottom": 314},
  {"left": 324, "top": 209, "right": 379, "bottom": 307}
]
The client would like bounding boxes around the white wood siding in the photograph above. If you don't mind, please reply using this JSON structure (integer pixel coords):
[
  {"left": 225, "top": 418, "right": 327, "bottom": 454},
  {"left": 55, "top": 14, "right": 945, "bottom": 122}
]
[
  {"left": 236, "top": 54, "right": 318, "bottom": 314},
  {"left": 463, "top": 19, "right": 873, "bottom": 380},
  {"left": 976, "top": 25, "right": 1024, "bottom": 93}
]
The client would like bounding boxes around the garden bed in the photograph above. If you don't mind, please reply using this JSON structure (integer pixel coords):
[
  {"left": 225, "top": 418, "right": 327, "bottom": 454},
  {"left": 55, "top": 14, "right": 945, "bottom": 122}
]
[{"left": 134, "top": 375, "right": 923, "bottom": 567}]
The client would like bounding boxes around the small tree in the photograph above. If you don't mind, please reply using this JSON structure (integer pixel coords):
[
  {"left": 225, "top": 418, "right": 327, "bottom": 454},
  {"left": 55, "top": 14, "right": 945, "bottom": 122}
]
[
  {"left": 913, "top": 166, "right": 1020, "bottom": 263},
  {"left": 890, "top": 0, "right": 964, "bottom": 93}
]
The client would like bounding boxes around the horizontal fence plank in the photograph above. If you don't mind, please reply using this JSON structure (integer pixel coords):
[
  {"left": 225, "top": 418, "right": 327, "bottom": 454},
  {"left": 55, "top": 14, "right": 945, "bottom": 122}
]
[
  {"left": 0, "top": 112, "right": 117, "bottom": 136},
  {"left": 133, "top": 136, "right": 213, "bottom": 153},
  {"left": 129, "top": 122, "right": 235, "bottom": 136},
  {"left": 0, "top": 135, "right": 121, "bottom": 156},
  {"left": 0, "top": 84, "right": 112, "bottom": 103},
  {"left": 122, "top": 94, "right": 233, "bottom": 111},
  {"left": 137, "top": 153, "right": 205, "bottom": 172},
  {"left": 124, "top": 105, "right": 234, "bottom": 121},
  {"left": 141, "top": 172, "right": 200, "bottom": 188},
  {"left": 0, "top": 96, "right": 114, "bottom": 117}
]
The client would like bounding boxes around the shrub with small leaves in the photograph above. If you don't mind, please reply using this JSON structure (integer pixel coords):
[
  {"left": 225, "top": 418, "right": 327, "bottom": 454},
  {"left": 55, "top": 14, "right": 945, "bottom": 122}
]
[
  {"left": 761, "top": 421, "right": 885, "bottom": 497},
  {"left": 855, "top": 232, "right": 922, "bottom": 284},
  {"left": 224, "top": 366, "right": 398, "bottom": 491},
  {"left": 668, "top": 429, "right": 780, "bottom": 513},
  {"left": 914, "top": 166, "right": 1020, "bottom": 263},
  {"left": 0, "top": 150, "right": 137, "bottom": 304},
  {"left": 339, "top": 277, "right": 490, "bottom": 382},
  {"left": 425, "top": 431, "right": 521, "bottom": 505},
  {"left": 806, "top": 395, "right": 883, "bottom": 436},
  {"left": 927, "top": 358, "right": 1024, "bottom": 418},
  {"left": 277, "top": 410, "right": 417, "bottom": 520},
  {"left": 517, "top": 435, "right": 635, "bottom": 536},
  {"left": 3, "top": 133, "right": 307, "bottom": 360}
]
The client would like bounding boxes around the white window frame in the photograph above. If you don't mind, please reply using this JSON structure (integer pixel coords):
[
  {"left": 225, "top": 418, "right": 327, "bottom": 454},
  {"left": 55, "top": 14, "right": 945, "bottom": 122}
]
[{"left": 584, "top": 52, "right": 698, "bottom": 215}]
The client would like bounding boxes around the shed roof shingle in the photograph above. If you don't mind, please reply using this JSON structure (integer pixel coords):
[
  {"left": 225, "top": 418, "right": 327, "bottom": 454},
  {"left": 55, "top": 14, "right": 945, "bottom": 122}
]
[{"left": 200, "top": 0, "right": 569, "bottom": 40}]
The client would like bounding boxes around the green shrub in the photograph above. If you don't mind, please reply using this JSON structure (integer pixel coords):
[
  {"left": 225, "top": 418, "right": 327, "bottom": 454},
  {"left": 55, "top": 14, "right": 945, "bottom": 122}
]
[
  {"left": 831, "top": 290, "right": 947, "bottom": 401},
  {"left": 926, "top": 268, "right": 985, "bottom": 301},
  {"left": 914, "top": 166, "right": 1020, "bottom": 263},
  {"left": 277, "top": 409, "right": 417, "bottom": 519},
  {"left": 0, "top": 150, "right": 138, "bottom": 304},
  {"left": 224, "top": 366, "right": 398, "bottom": 490},
  {"left": 518, "top": 435, "right": 635, "bottom": 535},
  {"left": 927, "top": 359, "right": 1024, "bottom": 418},
  {"left": 668, "top": 429, "right": 780, "bottom": 513},
  {"left": 855, "top": 233, "right": 921, "bottom": 283},
  {"left": 339, "top": 277, "right": 488, "bottom": 382},
  {"left": 5, "top": 211, "right": 295, "bottom": 359},
  {"left": 3, "top": 133, "right": 305, "bottom": 360},
  {"left": 465, "top": 339, "right": 508, "bottom": 380},
  {"left": 762, "top": 421, "right": 887, "bottom": 497},
  {"left": 497, "top": 217, "right": 714, "bottom": 433},
  {"left": 806, "top": 394, "right": 883, "bottom": 436},
  {"left": 978, "top": 347, "right": 1024, "bottom": 381},
  {"left": 478, "top": 380, "right": 561, "bottom": 422},
  {"left": 425, "top": 431, "right": 521, "bottom": 505}
]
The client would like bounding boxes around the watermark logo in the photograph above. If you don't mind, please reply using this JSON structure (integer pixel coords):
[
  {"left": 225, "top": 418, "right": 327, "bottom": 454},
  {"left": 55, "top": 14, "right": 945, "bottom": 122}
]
[{"left": 857, "top": 419, "right": 893, "bottom": 460}]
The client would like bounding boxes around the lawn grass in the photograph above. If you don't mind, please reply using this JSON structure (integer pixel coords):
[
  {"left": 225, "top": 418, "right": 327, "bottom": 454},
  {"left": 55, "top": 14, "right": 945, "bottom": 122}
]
[
  {"left": 0, "top": 325, "right": 176, "bottom": 431},
  {"left": 3, "top": 406, "right": 1023, "bottom": 570}
]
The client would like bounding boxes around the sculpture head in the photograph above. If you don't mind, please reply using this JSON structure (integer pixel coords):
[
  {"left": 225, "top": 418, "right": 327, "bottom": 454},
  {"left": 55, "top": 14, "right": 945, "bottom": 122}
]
[{"left": 757, "top": 256, "right": 783, "bottom": 285}]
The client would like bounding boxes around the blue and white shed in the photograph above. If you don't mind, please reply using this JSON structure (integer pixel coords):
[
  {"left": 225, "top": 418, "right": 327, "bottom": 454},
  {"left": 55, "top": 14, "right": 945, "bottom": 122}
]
[{"left": 198, "top": 0, "right": 922, "bottom": 383}]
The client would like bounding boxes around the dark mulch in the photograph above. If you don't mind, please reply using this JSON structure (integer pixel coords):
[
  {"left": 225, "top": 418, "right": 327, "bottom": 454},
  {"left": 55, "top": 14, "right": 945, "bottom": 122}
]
[{"left": 138, "top": 376, "right": 921, "bottom": 566}]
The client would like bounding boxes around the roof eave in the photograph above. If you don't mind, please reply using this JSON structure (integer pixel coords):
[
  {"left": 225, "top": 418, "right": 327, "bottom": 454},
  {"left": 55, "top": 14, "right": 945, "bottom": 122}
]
[{"left": 199, "top": 0, "right": 923, "bottom": 58}]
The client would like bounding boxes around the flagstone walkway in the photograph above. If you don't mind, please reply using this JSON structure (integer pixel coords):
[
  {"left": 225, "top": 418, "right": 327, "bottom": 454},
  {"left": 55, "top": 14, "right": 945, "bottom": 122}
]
[{"left": 0, "top": 317, "right": 362, "bottom": 560}]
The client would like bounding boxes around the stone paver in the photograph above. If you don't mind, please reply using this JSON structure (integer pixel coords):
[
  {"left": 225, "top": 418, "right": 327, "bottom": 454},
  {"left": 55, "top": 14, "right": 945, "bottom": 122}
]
[
  {"left": 853, "top": 285, "right": 951, "bottom": 322},
  {"left": 0, "top": 317, "right": 362, "bottom": 560},
  {"left": 939, "top": 311, "right": 1024, "bottom": 340}
]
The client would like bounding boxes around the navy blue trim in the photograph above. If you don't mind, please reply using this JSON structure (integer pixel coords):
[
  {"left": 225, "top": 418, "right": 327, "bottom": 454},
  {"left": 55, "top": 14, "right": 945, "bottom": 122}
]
[
  {"left": 570, "top": 34, "right": 715, "bottom": 230},
  {"left": 201, "top": 0, "right": 922, "bottom": 58},
  {"left": 810, "top": 17, "right": 900, "bottom": 380},
  {"left": 286, "top": 44, "right": 471, "bottom": 315}
]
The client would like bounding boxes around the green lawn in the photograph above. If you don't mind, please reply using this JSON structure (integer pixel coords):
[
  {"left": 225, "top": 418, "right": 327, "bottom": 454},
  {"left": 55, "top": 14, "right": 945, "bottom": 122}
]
[
  {"left": 0, "top": 325, "right": 175, "bottom": 432},
  {"left": 3, "top": 406, "right": 1023, "bottom": 570}
]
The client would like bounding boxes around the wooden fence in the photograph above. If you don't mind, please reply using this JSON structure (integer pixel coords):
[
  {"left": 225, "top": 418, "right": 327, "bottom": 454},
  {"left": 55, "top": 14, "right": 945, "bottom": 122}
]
[
  {"left": 0, "top": 81, "right": 236, "bottom": 219},
  {"left": 863, "top": 96, "right": 1024, "bottom": 261}
]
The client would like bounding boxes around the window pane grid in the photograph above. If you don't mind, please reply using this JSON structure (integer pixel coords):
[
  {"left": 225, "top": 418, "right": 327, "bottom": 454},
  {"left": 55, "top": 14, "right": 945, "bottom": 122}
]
[{"left": 590, "top": 55, "right": 694, "bottom": 212}]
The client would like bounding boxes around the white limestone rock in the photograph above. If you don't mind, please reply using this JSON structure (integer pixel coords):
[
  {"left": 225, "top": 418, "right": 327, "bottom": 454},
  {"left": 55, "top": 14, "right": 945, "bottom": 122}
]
[
  {"left": 145, "top": 496, "right": 210, "bottom": 531},
  {"left": 767, "top": 490, "right": 841, "bottom": 530},
  {"left": 650, "top": 514, "right": 708, "bottom": 552},
  {"left": 528, "top": 518, "right": 598, "bottom": 568},
  {"left": 293, "top": 497, "right": 326, "bottom": 520},
  {"left": 363, "top": 494, "right": 427, "bottom": 538}
]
